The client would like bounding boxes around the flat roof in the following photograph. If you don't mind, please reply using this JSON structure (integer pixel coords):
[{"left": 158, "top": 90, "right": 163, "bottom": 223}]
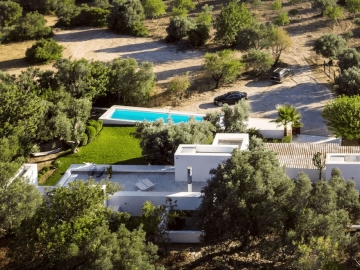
[{"left": 58, "top": 164, "right": 207, "bottom": 193}]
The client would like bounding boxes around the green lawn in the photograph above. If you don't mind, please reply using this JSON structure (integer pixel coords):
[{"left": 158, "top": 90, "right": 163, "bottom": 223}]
[{"left": 42, "top": 126, "right": 147, "bottom": 186}]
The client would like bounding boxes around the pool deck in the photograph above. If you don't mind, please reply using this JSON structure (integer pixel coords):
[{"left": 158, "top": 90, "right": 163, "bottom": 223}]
[{"left": 99, "top": 105, "right": 206, "bottom": 125}]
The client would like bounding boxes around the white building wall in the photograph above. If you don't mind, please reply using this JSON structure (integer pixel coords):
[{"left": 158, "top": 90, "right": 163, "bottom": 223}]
[
  {"left": 12, "top": 164, "right": 38, "bottom": 185},
  {"left": 285, "top": 167, "right": 324, "bottom": 182},
  {"left": 174, "top": 154, "right": 231, "bottom": 182},
  {"left": 325, "top": 164, "right": 360, "bottom": 188},
  {"left": 167, "top": 231, "right": 202, "bottom": 243}
]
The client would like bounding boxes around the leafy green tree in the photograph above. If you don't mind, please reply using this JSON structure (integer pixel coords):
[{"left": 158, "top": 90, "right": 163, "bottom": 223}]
[
  {"left": 3, "top": 11, "right": 53, "bottom": 43},
  {"left": 312, "top": 152, "right": 326, "bottom": 181},
  {"left": 268, "top": 25, "right": 292, "bottom": 66},
  {"left": 242, "top": 49, "right": 274, "bottom": 74},
  {"left": 204, "top": 49, "right": 244, "bottom": 89},
  {"left": 135, "top": 118, "right": 215, "bottom": 164},
  {"left": 107, "top": 0, "right": 148, "bottom": 36},
  {"left": 8, "top": 179, "right": 159, "bottom": 269},
  {"left": 287, "top": 170, "right": 360, "bottom": 266},
  {"left": 236, "top": 22, "right": 271, "bottom": 51},
  {"left": 55, "top": 3, "right": 81, "bottom": 27},
  {"left": 313, "top": 0, "right": 337, "bottom": 14},
  {"left": 141, "top": 0, "right": 166, "bottom": 18},
  {"left": 273, "top": 11, "right": 290, "bottom": 26},
  {"left": 346, "top": 0, "right": 360, "bottom": 16},
  {"left": 197, "top": 139, "right": 294, "bottom": 248},
  {"left": 322, "top": 95, "right": 360, "bottom": 140},
  {"left": 0, "top": 0, "right": 22, "bottom": 28},
  {"left": 221, "top": 101, "right": 249, "bottom": 132},
  {"left": 271, "top": 104, "right": 303, "bottom": 137},
  {"left": 188, "top": 4, "right": 213, "bottom": 47},
  {"left": 324, "top": 5, "right": 344, "bottom": 24},
  {"left": 108, "top": 58, "right": 155, "bottom": 105},
  {"left": 165, "top": 16, "right": 194, "bottom": 42},
  {"left": 0, "top": 75, "right": 44, "bottom": 155},
  {"left": 25, "top": 39, "right": 64, "bottom": 64},
  {"left": 94, "top": 0, "right": 110, "bottom": 8},
  {"left": 0, "top": 176, "right": 42, "bottom": 238},
  {"left": 335, "top": 66, "right": 360, "bottom": 96},
  {"left": 54, "top": 58, "right": 109, "bottom": 100},
  {"left": 214, "top": 0, "right": 253, "bottom": 45},
  {"left": 313, "top": 34, "right": 347, "bottom": 60},
  {"left": 337, "top": 48, "right": 360, "bottom": 72}
]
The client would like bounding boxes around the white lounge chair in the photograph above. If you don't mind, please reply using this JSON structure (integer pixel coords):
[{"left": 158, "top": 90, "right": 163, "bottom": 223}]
[{"left": 135, "top": 178, "right": 156, "bottom": 191}]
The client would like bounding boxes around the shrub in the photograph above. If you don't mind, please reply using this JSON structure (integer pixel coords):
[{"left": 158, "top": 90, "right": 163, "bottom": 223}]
[
  {"left": 246, "top": 127, "right": 264, "bottom": 139},
  {"left": 313, "top": 34, "right": 347, "bottom": 59},
  {"left": 107, "top": 0, "right": 148, "bottom": 36},
  {"left": 165, "top": 16, "right": 194, "bottom": 42},
  {"left": 52, "top": 160, "right": 61, "bottom": 168},
  {"left": 168, "top": 71, "right": 191, "bottom": 99},
  {"left": 354, "top": 18, "right": 360, "bottom": 25},
  {"left": 342, "top": 30, "right": 353, "bottom": 41},
  {"left": 188, "top": 24, "right": 210, "bottom": 47},
  {"left": 3, "top": 11, "right": 53, "bottom": 43},
  {"left": 242, "top": 49, "right": 274, "bottom": 74},
  {"left": 282, "top": 135, "right": 292, "bottom": 143},
  {"left": 288, "top": 9, "right": 299, "bottom": 16},
  {"left": 271, "top": 0, "right": 282, "bottom": 10},
  {"left": 25, "top": 39, "right": 64, "bottom": 64},
  {"left": 88, "top": 119, "right": 101, "bottom": 134},
  {"left": 97, "top": 120, "right": 103, "bottom": 131},
  {"left": 82, "top": 133, "right": 89, "bottom": 146},
  {"left": 273, "top": 11, "right": 290, "bottom": 26},
  {"left": 171, "top": 7, "right": 188, "bottom": 17},
  {"left": 86, "top": 126, "right": 96, "bottom": 142}
]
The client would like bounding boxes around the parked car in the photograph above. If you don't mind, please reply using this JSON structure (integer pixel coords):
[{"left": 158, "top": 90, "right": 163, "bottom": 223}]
[
  {"left": 270, "top": 68, "right": 293, "bottom": 83},
  {"left": 214, "top": 91, "right": 248, "bottom": 106}
]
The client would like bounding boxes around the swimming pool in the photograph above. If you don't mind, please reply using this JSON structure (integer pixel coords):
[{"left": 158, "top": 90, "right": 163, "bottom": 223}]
[{"left": 99, "top": 106, "right": 205, "bottom": 125}]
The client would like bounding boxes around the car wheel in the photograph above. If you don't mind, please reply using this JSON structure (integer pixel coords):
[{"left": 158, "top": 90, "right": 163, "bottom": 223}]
[{"left": 218, "top": 102, "right": 223, "bottom": 107}]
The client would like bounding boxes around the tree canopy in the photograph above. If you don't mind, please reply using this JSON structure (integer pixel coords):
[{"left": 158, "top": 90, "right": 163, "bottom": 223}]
[
  {"left": 8, "top": 179, "right": 159, "bottom": 269},
  {"left": 214, "top": 0, "right": 253, "bottom": 45},
  {"left": 0, "top": 0, "right": 23, "bottom": 28},
  {"left": 135, "top": 118, "right": 215, "bottom": 164},
  {"left": 204, "top": 49, "right": 244, "bottom": 89},
  {"left": 313, "top": 34, "right": 347, "bottom": 59},
  {"left": 198, "top": 139, "right": 294, "bottom": 248},
  {"left": 335, "top": 66, "right": 360, "bottom": 96},
  {"left": 322, "top": 95, "right": 360, "bottom": 140}
]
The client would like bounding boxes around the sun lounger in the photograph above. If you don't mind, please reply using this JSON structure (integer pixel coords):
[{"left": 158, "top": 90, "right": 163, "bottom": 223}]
[{"left": 135, "top": 178, "right": 156, "bottom": 191}]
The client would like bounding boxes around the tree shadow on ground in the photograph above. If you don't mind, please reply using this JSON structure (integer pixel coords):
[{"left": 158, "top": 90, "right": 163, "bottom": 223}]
[{"left": 0, "top": 58, "right": 29, "bottom": 72}]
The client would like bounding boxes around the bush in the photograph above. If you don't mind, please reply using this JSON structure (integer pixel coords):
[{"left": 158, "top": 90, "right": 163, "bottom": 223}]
[
  {"left": 86, "top": 126, "right": 96, "bottom": 142},
  {"left": 337, "top": 48, "right": 360, "bottom": 71},
  {"left": 88, "top": 119, "right": 101, "bottom": 135},
  {"left": 313, "top": 34, "right": 347, "bottom": 59},
  {"left": 52, "top": 160, "right": 61, "bottom": 168},
  {"left": 271, "top": 0, "right": 282, "bottom": 10},
  {"left": 166, "top": 16, "right": 194, "bottom": 42},
  {"left": 282, "top": 135, "right": 292, "bottom": 143},
  {"left": 246, "top": 128, "right": 264, "bottom": 139},
  {"left": 168, "top": 71, "right": 191, "bottom": 99},
  {"left": 25, "top": 39, "right": 64, "bottom": 64},
  {"left": 3, "top": 11, "right": 53, "bottom": 43},
  {"left": 107, "top": 0, "right": 148, "bottom": 36},
  {"left": 82, "top": 133, "right": 88, "bottom": 146},
  {"left": 172, "top": 7, "right": 188, "bottom": 17},
  {"left": 335, "top": 66, "right": 360, "bottom": 95},
  {"left": 342, "top": 30, "right": 353, "bottom": 41},
  {"left": 242, "top": 49, "right": 274, "bottom": 74},
  {"left": 188, "top": 24, "right": 210, "bottom": 47},
  {"left": 288, "top": 9, "right": 299, "bottom": 16},
  {"left": 354, "top": 18, "right": 360, "bottom": 25},
  {"left": 97, "top": 120, "right": 103, "bottom": 131},
  {"left": 273, "top": 11, "right": 290, "bottom": 26}
]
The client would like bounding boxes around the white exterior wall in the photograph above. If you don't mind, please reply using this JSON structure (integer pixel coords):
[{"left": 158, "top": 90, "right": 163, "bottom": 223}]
[
  {"left": 13, "top": 164, "right": 38, "bottom": 185},
  {"left": 247, "top": 118, "right": 284, "bottom": 139},
  {"left": 167, "top": 231, "right": 202, "bottom": 243},
  {"left": 285, "top": 167, "right": 324, "bottom": 182},
  {"left": 175, "top": 153, "right": 231, "bottom": 182}
]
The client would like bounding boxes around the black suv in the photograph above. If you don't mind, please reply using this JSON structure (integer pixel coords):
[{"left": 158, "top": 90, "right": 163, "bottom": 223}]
[
  {"left": 214, "top": 91, "right": 248, "bottom": 106},
  {"left": 270, "top": 68, "right": 293, "bottom": 83}
]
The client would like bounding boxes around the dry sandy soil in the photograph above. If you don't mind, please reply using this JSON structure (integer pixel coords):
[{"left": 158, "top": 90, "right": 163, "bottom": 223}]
[{"left": 0, "top": 3, "right": 358, "bottom": 136}]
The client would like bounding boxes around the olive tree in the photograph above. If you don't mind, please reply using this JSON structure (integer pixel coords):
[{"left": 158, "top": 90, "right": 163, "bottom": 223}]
[
  {"left": 313, "top": 34, "right": 347, "bottom": 59},
  {"left": 204, "top": 49, "right": 244, "bottom": 89},
  {"left": 335, "top": 66, "right": 360, "bottom": 96}
]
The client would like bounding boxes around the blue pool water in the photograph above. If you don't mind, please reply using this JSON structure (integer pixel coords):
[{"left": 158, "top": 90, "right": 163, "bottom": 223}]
[{"left": 111, "top": 109, "right": 203, "bottom": 124}]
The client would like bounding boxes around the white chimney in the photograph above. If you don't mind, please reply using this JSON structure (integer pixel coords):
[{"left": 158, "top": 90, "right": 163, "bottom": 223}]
[{"left": 187, "top": 166, "right": 192, "bottom": 192}]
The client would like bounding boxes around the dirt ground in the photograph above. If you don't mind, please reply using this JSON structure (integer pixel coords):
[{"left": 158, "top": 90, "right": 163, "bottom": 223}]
[{"left": 0, "top": 3, "right": 357, "bottom": 136}]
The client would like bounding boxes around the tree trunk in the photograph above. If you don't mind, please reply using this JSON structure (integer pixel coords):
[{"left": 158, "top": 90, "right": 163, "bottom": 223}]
[
  {"left": 213, "top": 74, "right": 222, "bottom": 89},
  {"left": 68, "top": 140, "right": 80, "bottom": 154},
  {"left": 273, "top": 54, "right": 281, "bottom": 67}
]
